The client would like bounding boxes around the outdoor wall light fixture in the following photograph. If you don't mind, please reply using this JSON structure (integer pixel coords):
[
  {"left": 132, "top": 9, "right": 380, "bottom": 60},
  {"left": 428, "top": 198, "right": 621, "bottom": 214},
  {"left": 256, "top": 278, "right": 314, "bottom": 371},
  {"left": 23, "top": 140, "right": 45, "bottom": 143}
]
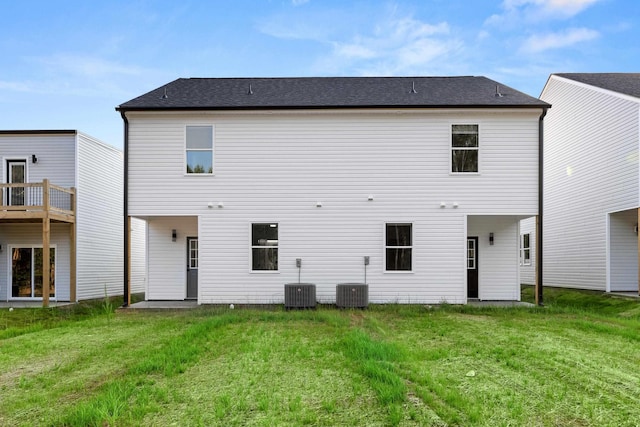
[
  {"left": 453, "top": 202, "right": 459, "bottom": 208},
  {"left": 217, "top": 202, "right": 224, "bottom": 208},
  {"left": 368, "top": 195, "right": 374, "bottom": 201},
  {"left": 32, "top": 154, "right": 38, "bottom": 164},
  {"left": 440, "top": 202, "right": 446, "bottom": 208},
  {"left": 207, "top": 202, "right": 214, "bottom": 208},
  {"left": 316, "top": 201, "right": 322, "bottom": 207},
  {"left": 172, "top": 229, "right": 177, "bottom": 242},
  {"left": 489, "top": 232, "right": 494, "bottom": 245}
]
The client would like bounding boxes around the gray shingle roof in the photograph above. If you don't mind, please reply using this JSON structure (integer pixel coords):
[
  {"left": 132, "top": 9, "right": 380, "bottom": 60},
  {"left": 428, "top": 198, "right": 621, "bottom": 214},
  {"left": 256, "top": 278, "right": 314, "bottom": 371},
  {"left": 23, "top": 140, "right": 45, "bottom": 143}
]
[
  {"left": 117, "top": 76, "right": 548, "bottom": 111},
  {"left": 555, "top": 73, "right": 640, "bottom": 99}
]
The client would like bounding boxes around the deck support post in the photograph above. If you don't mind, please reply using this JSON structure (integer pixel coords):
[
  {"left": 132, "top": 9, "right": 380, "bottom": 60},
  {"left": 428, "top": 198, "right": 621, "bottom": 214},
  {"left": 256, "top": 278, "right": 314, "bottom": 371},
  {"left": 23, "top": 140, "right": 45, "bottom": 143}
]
[
  {"left": 42, "top": 179, "right": 50, "bottom": 308},
  {"left": 70, "top": 187, "right": 77, "bottom": 302}
]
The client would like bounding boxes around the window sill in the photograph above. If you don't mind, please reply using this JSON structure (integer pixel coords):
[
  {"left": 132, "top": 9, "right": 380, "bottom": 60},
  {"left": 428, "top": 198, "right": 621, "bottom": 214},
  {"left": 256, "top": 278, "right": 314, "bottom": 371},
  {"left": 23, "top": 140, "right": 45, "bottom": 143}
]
[
  {"left": 250, "top": 270, "right": 280, "bottom": 274},
  {"left": 450, "top": 172, "right": 480, "bottom": 176},
  {"left": 384, "top": 271, "right": 414, "bottom": 274},
  {"left": 184, "top": 173, "right": 215, "bottom": 177}
]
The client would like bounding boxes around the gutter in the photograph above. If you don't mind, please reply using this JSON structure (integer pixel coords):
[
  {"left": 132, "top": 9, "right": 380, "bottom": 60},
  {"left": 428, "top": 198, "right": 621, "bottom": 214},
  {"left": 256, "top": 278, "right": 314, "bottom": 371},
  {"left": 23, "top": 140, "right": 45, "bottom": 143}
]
[
  {"left": 120, "top": 110, "right": 130, "bottom": 307},
  {"left": 537, "top": 107, "right": 549, "bottom": 306}
]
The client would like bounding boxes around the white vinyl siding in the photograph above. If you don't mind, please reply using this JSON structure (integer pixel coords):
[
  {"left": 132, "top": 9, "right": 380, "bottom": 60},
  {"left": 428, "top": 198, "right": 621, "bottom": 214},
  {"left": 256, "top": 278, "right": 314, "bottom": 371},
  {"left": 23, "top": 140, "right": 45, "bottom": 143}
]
[
  {"left": 127, "top": 109, "right": 540, "bottom": 303},
  {"left": 0, "top": 224, "right": 71, "bottom": 301},
  {"left": 75, "top": 134, "right": 124, "bottom": 300},
  {"left": 130, "top": 218, "right": 147, "bottom": 294},
  {"left": 608, "top": 209, "right": 638, "bottom": 291},
  {"left": 468, "top": 215, "right": 521, "bottom": 301},
  {"left": 147, "top": 216, "right": 198, "bottom": 300},
  {"left": 542, "top": 76, "right": 640, "bottom": 291},
  {"left": 519, "top": 217, "right": 537, "bottom": 285}
]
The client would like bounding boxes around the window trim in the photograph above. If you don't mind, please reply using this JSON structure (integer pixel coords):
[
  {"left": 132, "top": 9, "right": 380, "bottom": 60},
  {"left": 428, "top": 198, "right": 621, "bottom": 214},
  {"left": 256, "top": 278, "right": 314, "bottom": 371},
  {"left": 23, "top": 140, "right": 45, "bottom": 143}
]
[
  {"left": 384, "top": 222, "right": 413, "bottom": 273},
  {"left": 450, "top": 123, "right": 480, "bottom": 175},
  {"left": 250, "top": 222, "right": 279, "bottom": 273},
  {"left": 520, "top": 233, "right": 531, "bottom": 266},
  {"left": 184, "top": 125, "right": 215, "bottom": 176}
]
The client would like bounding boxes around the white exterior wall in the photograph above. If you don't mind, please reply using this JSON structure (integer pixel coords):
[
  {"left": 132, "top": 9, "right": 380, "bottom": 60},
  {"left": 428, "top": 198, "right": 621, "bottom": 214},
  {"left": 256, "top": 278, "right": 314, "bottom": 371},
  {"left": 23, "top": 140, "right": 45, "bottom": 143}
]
[
  {"left": 1, "top": 134, "right": 76, "bottom": 188},
  {"left": 468, "top": 215, "right": 521, "bottom": 300},
  {"left": 0, "top": 224, "right": 71, "bottom": 301},
  {"left": 127, "top": 109, "right": 541, "bottom": 303},
  {"left": 75, "top": 134, "right": 125, "bottom": 300},
  {"left": 608, "top": 209, "right": 638, "bottom": 291},
  {"left": 147, "top": 216, "right": 197, "bottom": 300},
  {"left": 519, "top": 216, "right": 537, "bottom": 285},
  {"left": 130, "top": 218, "right": 147, "bottom": 294},
  {"left": 542, "top": 77, "right": 640, "bottom": 291}
]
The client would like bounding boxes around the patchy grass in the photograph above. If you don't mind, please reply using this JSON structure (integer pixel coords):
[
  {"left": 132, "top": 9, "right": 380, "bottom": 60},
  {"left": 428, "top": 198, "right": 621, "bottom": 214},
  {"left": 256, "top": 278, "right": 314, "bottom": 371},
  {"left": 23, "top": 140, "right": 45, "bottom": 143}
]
[{"left": 0, "top": 288, "right": 639, "bottom": 426}]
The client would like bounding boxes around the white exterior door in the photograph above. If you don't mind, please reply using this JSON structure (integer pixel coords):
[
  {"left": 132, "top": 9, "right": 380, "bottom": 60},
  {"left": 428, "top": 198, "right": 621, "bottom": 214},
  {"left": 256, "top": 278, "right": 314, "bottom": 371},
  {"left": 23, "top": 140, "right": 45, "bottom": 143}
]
[{"left": 6, "top": 160, "right": 26, "bottom": 206}]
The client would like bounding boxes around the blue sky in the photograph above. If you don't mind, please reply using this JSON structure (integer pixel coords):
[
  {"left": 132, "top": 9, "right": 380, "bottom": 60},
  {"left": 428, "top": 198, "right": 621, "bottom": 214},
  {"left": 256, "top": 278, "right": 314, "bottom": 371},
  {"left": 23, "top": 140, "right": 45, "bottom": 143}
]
[{"left": 1, "top": 0, "right": 637, "bottom": 149}]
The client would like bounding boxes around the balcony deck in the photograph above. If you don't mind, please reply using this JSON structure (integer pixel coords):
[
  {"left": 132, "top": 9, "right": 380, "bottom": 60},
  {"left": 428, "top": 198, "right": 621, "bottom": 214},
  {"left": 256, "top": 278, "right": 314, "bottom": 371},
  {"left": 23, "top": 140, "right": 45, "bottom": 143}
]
[{"left": 0, "top": 180, "right": 75, "bottom": 223}]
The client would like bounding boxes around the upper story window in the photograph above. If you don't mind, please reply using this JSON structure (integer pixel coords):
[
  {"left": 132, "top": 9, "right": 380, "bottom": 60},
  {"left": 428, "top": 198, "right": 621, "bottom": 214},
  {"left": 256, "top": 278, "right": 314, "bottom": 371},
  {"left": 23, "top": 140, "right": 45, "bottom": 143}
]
[
  {"left": 520, "top": 233, "right": 531, "bottom": 266},
  {"left": 186, "top": 126, "right": 213, "bottom": 174},
  {"left": 252, "top": 223, "right": 278, "bottom": 271},
  {"left": 451, "top": 124, "right": 479, "bottom": 173},
  {"left": 385, "top": 223, "right": 412, "bottom": 272}
]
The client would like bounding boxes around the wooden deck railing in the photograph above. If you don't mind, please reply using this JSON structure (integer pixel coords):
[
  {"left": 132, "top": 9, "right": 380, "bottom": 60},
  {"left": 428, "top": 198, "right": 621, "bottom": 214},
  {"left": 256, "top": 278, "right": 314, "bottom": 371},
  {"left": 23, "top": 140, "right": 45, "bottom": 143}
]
[{"left": 0, "top": 180, "right": 75, "bottom": 219}]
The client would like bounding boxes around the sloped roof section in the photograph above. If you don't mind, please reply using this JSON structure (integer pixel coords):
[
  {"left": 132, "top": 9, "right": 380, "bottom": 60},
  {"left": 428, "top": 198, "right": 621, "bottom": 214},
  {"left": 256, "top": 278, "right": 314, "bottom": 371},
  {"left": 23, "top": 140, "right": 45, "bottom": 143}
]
[
  {"left": 556, "top": 73, "right": 640, "bottom": 99},
  {"left": 117, "top": 76, "right": 548, "bottom": 111}
]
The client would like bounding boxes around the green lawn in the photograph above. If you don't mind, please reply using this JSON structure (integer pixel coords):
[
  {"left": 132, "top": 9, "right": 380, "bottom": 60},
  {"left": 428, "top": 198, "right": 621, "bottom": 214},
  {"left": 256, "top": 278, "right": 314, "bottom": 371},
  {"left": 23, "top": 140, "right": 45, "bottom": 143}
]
[{"left": 1, "top": 288, "right": 639, "bottom": 426}]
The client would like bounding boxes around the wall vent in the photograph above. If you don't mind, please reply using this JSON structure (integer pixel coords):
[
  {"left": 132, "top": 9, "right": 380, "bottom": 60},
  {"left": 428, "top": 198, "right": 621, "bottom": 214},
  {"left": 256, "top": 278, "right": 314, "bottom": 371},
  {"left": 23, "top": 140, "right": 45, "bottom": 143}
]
[
  {"left": 284, "top": 283, "right": 316, "bottom": 309},
  {"left": 336, "top": 283, "right": 369, "bottom": 308}
]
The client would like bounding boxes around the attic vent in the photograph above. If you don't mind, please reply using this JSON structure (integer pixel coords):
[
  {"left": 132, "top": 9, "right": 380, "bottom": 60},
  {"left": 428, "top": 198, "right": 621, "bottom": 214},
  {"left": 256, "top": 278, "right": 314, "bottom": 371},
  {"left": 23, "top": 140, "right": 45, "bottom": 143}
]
[
  {"left": 495, "top": 85, "right": 504, "bottom": 97},
  {"left": 247, "top": 83, "right": 253, "bottom": 95},
  {"left": 160, "top": 87, "right": 168, "bottom": 99},
  {"left": 284, "top": 283, "right": 316, "bottom": 309},
  {"left": 336, "top": 283, "right": 369, "bottom": 308},
  {"left": 410, "top": 81, "right": 418, "bottom": 94}
]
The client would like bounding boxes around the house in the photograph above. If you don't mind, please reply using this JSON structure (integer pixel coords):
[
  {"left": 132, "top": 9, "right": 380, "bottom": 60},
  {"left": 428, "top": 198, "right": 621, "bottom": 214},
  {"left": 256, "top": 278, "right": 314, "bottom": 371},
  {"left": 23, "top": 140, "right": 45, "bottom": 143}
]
[
  {"left": 0, "top": 130, "right": 146, "bottom": 306},
  {"left": 524, "top": 73, "right": 640, "bottom": 294},
  {"left": 117, "top": 77, "right": 549, "bottom": 305}
]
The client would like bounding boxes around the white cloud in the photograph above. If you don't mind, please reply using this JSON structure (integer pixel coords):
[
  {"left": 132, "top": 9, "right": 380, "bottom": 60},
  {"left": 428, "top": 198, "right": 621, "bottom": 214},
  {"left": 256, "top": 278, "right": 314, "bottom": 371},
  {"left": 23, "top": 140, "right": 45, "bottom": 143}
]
[
  {"left": 322, "top": 17, "right": 461, "bottom": 75},
  {"left": 520, "top": 27, "right": 599, "bottom": 53},
  {"left": 291, "top": 0, "right": 309, "bottom": 5},
  {"left": 35, "top": 54, "right": 144, "bottom": 78},
  {"left": 487, "top": 0, "right": 602, "bottom": 25}
]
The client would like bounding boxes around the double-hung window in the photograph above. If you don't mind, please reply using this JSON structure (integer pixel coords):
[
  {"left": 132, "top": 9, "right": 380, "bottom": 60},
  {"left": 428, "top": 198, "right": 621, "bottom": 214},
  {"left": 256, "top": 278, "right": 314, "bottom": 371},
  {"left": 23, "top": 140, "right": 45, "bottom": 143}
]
[
  {"left": 385, "top": 223, "right": 412, "bottom": 271},
  {"left": 186, "top": 125, "right": 213, "bottom": 174},
  {"left": 520, "top": 233, "right": 531, "bottom": 265},
  {"left": 451, "top": 124, "right": 479, "bottom": 173},
  {"left": 252, "top": 223, "right": 278, "bottom": 271}
]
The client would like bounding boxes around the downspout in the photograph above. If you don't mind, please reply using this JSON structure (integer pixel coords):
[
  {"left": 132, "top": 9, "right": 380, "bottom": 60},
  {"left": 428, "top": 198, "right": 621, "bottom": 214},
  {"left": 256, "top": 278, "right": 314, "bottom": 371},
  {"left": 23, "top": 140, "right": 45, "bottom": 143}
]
[
  {"left": 120, "top": 110, "right": 130, "bottom": 307},
  {"left": 537, "top": 107, "right": 548, "bottom": 306}
]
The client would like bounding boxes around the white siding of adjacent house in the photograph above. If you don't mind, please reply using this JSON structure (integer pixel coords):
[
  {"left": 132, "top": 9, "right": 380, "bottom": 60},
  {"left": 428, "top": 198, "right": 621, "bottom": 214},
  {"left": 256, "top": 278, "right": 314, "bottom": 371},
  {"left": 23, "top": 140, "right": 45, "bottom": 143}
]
[
  {"left": 608, "top": 208, "right": 638, "bottom": 291},
  {"left": 0, "top": 224, "right": 71, "bottom": 301},
  {"left": 519, "top": 216, "right": 537, "bottom": 285},
  {"left": 127, "top": 108, "right": 541, "bottom": 303},
  {"left": 75, "top": 133, "right": 125, "bottom": 300},
  {"left": 542, "top": 76, "right": 640, "bottom": 291},
  {"left": 1, "top": 134, "right": 76, "bottom": 188},
  {"left": 1, "top": 134, "right": 76, "bottom": 300},
  {"left": 130, "top": 218, "right": 147, "bottom": 294}
]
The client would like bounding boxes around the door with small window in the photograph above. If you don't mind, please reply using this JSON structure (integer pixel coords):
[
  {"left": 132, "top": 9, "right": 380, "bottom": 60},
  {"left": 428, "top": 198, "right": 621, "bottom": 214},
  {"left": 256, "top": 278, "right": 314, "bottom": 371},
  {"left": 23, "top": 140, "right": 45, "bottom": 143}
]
[
  {"left": 186, "top": 237, "right": 198, "bottom": 299},
  {"left": 6, "top": 160, "right": 26, "bottom": 206},
  {"left": 467, "top": 237, "right": 478, "bottom": 298}
]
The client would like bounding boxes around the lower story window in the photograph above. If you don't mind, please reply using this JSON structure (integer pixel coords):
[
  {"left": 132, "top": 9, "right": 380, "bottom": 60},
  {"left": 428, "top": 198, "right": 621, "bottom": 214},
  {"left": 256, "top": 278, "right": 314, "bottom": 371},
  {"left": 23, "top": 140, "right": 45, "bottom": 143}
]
[
  {"left": 11, "top": 246, "right": 56, "bottom": 298},
  {"left": 386, "top": 223, "right": 412, "bottom": 271},
  {"left": 252, "top": 223, "right": 278, "bottom": 271},
  {"left": 520, "top": 233, "right": 531, "bottom": 265}
]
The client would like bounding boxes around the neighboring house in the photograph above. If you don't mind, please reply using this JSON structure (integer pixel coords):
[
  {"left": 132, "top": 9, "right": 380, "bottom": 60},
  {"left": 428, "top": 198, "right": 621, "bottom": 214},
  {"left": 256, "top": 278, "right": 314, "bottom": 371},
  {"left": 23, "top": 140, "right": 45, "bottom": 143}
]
[
  {"left": 117, "top": 77, "right": 549, "bottom": 305},
  {"left": 0, "top": 130, "right": 146, "bottom": 306},
  {"left": 535, "top": 73, "right": 640, "bottom": 293}
]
